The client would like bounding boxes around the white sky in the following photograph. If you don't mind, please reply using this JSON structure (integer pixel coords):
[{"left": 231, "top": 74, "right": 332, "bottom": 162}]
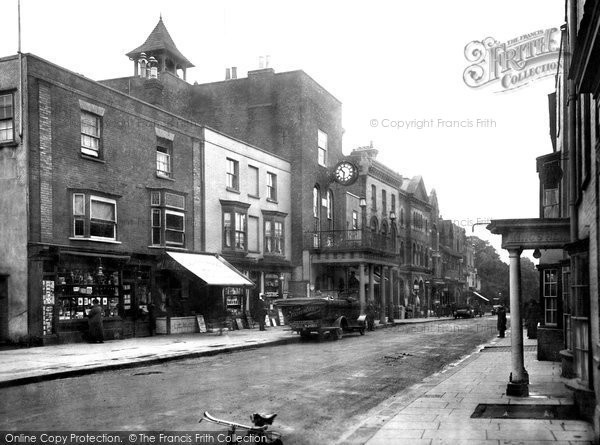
[{"left": 1, "top": 0, "right": 565, "bottom": 263}]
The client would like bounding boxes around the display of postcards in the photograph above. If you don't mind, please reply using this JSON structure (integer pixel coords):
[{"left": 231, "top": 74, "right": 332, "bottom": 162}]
[
  {"left": 84, "top": 297, "right": 90, "bottom": 306},
  {"left": 78, "top": 297, "right": 83, "bottom": 306},
  {"left": 73, "top": 287, "right": 80, "bottom": 292},
  {"left": 86, "top": 287, "right": 93, "bottom": 294},
  {"left": 124, "top": 305, "right": 131, "bottom": 310},
  {"left": 102, "top": 298, "right": 107, "bottom": 305},
  {"left": 79, "top": 287, "right": 86, "bottom": 294},
  {"left": 85, "top": 309, "right": 90, "bottom": 316},
  {"left": 76, "top": 311, "right": 84, "bottom": 319}
]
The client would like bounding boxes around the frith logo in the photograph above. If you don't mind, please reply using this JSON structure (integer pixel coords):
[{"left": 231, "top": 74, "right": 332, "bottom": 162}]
[{"left": 463, "top": 27, "right": 561, "bottom": 92}]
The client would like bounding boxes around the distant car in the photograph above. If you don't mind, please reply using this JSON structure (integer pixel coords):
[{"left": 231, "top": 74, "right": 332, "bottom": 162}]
[
  {"left": 491, "top": 305, "right": 502, "bottom": 315},
  {"left": 472, "top": 306, "right": 484, "bottom": 317},
  {"left": 453, "top": 305, "right": 475, "bottom": 319}
]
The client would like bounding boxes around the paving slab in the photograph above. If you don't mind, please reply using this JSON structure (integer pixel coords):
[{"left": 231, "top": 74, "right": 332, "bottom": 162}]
[{"left": 338, "top": 328, "right": 596, "bottom": 445}]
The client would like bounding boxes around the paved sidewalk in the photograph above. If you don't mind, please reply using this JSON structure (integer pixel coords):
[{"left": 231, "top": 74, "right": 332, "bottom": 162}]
[
  {"left": 339, "top": 331, "right": 595, "bottom": 444},
  {"left": 0, "top": 326, "right": 297, "bottom": 387}
]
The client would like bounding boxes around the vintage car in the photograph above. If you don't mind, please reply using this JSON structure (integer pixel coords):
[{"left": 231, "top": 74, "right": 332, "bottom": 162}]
[
  {"left": 453, "top": 305, "right": 475, "bottom": 319},
  {"left": 275, "top": 295, "right": 367, "bottom": 340}
]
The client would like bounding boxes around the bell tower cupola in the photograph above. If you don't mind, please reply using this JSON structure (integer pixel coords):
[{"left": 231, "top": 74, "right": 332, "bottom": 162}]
[{"left": 126, "top": 16, "right": 194, "bottom": 81}]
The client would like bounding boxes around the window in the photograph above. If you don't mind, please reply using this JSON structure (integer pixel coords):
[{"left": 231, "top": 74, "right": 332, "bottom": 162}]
[
  {"left": 249, "top": 166, "right": 259, "bottom": 197},
  {"left": 317, "top": 129, "right": 328, "bottom": 167},
  {"left": 313, "top": 186, "right": 320, "bottom": 247},
  {"left": 223, "top": 209, "right": 247, "bottom": 251},
  {"left": 156, "top": 138, "right": 172, "bottom": 178},
  {"left": 352, "top": 210, "right": 358, "bottom": 230},
  {"left": 382, "top": 190, "right": 387, "bottom": 214},
  {"left": 371, "top": 185, "right": 377, "bottom": 210},
  {"left": 164, "top": 211, "right": 184, "bottom": 245},
  {"left": 544, "top": 269, "right": 558, "bottom": 326},
  {"left": 90, "top": 197, "right": 116, "bottom": 239},
  {"left": 391, "top": 194, "right": 396, "bottom": 213},
  {"left": 81, "top": 111, "right": 101, "bottom": 157},
  {"left": 265, "top": 220, "right": 284, "bottom": 254},
  {"left": 226, "top": 158, "right": 239, "bottom": 191},
  {"left": 543, "top": 188, "right": 559, "bottom": 218},
  {"left": 71, "top": 193, "right": 117, "bottom": 241},
  {"left": 73, "top": 194, "right": 85, "bottom": 237},
  {"left": 400, "top": 208, "right": 404, "bottom": 226},
  {"left": 0, "top": 93, "right": 14, "bottom": 143},
  {"left": 326, "top": 190, "right": 333, "bottom": 228},
  {"left": 267, "top": 172, "right": 277, "bottom": 201},
  {"left": 150, "top": 190, "right": 186, "bottom": 247}
]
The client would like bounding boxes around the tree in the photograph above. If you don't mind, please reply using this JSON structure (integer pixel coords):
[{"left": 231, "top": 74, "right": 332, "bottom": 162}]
[{"left": 469, "top": 236, "right": 539, "bottom": 306}]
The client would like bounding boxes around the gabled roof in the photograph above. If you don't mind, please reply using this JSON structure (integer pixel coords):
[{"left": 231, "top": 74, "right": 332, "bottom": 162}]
[
  {"left": 126, "top": 17, "right": 194, "bottom": 68},
  {"left": 401, "top": 175, "right": 429, "bottom": 203}
]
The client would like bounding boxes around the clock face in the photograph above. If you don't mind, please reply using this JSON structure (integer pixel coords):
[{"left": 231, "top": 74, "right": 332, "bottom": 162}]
[{"left": 333, "top": 161, "right": 358, "bottom": 185}]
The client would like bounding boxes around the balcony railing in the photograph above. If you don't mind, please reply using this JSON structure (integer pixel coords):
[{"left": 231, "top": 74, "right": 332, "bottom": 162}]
[{"left": 305, "top": 229, "right": 397, "bottom": 255}]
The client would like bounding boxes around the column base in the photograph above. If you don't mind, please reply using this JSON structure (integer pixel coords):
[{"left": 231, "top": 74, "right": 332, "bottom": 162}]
[{"left": 506, "top": 381, "right": 529, "bottom": 397}]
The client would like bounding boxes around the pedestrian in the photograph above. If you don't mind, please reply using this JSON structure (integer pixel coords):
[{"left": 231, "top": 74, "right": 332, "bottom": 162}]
[
  {"left": 147, "top": 302, "right": 156, "bottom": 336},
  {"left": 497, "top": 304, "right": 507, "bottom": 338},
  {"left": 87, "top": 298, "right": 104, "bottom": 343},
  {"left": 525, "top": 299, "right": 541, "bottom": 339},
  {"left": 257, "top": 294, "right": 267, "bottom": 331}
]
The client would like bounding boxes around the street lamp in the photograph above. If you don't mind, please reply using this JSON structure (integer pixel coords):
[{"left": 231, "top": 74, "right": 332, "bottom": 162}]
[{"left": 359, "top": 197, "right": 367, "bottom": 231}]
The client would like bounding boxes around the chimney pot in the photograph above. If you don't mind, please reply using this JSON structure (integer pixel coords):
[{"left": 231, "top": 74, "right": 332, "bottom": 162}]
[
  {"left": 225, "top": 67, "right": 231, "bottom": 80},
  {"left": 231, "top": 67, "right": 237, "bottom": 79}
]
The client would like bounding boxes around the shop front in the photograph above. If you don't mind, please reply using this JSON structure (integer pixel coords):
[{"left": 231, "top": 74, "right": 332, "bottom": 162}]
[
  {"left": 156, "top": 252, "right": 255, "bottom": 333},
  {"left": 30, "top": 245, "right": 157, "bottom": 345}
]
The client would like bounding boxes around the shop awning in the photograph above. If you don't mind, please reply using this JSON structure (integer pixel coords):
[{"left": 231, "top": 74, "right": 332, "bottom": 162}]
[
  {"left": 472, "top": 291, "right": 489, "bottom": 302},
  {"left": 166, "top": 252, "right": 254, "bottom": 287}
]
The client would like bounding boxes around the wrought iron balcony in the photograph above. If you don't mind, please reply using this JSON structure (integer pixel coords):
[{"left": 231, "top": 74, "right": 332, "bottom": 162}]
[{"left": 305, "top": 229, "right": 397, "bottom": 255}]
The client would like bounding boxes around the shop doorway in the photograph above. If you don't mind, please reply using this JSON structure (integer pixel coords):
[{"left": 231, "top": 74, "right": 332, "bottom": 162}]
[{"left": 0, "top": 276, "right": 8, "bottom": 342}]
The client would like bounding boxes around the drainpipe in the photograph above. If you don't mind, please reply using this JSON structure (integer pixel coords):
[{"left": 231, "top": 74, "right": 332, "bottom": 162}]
[{"left": 567, "top": 0, "right": 577, "bottom": 242}]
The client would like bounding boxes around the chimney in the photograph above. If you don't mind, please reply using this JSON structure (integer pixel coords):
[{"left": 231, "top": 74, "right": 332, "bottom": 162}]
[
  {"left": 259, "top": 56, "right": 265, "bottom": 69},
  {"left": 265, "top": 55, "right": 270, "bottom": 68},
  {"left": 231, "top": 66, "right": 237, "bottom": 79},
  {"left": 225, "top": 67, "right": 231, "bottom": 80}
]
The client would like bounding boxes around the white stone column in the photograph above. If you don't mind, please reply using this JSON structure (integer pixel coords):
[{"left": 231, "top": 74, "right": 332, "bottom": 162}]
[
  {"left": 380, "top": 267, "right": 387, "bottom": 324},
  {"left": 507, "top": 248, "right": 529, "bottom": 396},
  {"left": 368, "top": 265, "right": 375, "bottom": 303},
  {"left": 359, "top": 264, "right": 366, "bottom": 312}
]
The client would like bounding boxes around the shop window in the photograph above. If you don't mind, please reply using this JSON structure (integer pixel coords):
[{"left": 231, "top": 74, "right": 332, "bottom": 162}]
[
  {"left": 352, "top": 210, "right": 358, "bottom": 230},
  {"left": 156, "top": 137, "right": 172, "bottom": 178},
  {"left": 71, "top": 193, "right": 117, "bottom": 241},
  {"left": 382, "top": 190, "right": 387, "bottom": 214},
  {"left": 150, "top": 190, "right": 186, "bottom": 248},
  {"left": 0, "top": 92, "right": 14, "bottom": 144}
]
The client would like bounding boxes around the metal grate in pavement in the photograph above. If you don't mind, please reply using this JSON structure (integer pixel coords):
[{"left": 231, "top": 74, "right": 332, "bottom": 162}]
[
  {"left": 471, "top": 403, "right": 578, "bottom": 419},
  {"left": 480, "top": 345, "right": 537, "bottom": 353},
  {"left": 421, "top": 394, "right": 444, "bottom": 398}
]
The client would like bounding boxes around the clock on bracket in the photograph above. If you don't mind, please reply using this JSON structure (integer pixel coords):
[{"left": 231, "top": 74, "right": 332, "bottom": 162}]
[{"left": 333, "top": 161, "right": 359, "bottom": 186}]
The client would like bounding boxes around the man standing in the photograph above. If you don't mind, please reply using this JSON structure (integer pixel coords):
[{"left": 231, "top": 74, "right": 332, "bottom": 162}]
[
  {"left": 87, "top": 298, "right": 104, "bottom": 343},
  {"left": 497, "top": 305, "right": 507, "bottom": 338},
  {"left": 257, "top": 294, "right": 268, "bottom": 331}
]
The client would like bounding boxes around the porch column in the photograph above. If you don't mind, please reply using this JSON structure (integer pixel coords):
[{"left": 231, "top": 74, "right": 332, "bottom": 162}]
[
  {"left": 507, "top": 248, "right": 529, "bottom": 396},
  {"left": 380, "top": 267, "right": 387, "bottom": 324},
  {"left": 368, "top": 264, "right": 375, "bottom": 303},
  {"left": 359, "top": 264, "right": 366, "bottom": 312}
]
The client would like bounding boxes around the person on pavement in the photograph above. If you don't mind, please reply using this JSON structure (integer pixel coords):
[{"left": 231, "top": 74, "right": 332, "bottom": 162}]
[
  {"left": 525, "top": 299, "right": 541, "bottom": 339},
  {"left": 257, "top": 294, "right": 267, "bottom": 331},
  {"left": 87, "top": 298, "right": 104, "bottom": 343},
  {"left": 497, "top": 304, "right": 507, "bottom": 338}
]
